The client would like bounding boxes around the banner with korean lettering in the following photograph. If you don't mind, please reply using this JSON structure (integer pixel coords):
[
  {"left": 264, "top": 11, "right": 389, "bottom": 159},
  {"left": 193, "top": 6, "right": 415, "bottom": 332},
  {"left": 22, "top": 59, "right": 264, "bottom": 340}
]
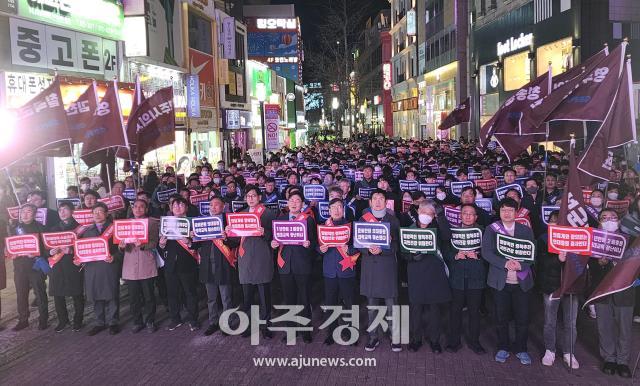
[
  {"left": 156, "top": 188, "right": 177, "bottom": 204},
  {"left": 98, "top": 195, "right": 126, "bottom": 213},
  {"left": 419, "top": 183, "right": 439, "bottom": 198},
  {"left": 474, "top": 179, "right": 498, "bottom": 194},
  {"left": 42, "top": 231, "right": 76, "bottom": 249},
  {"left": 74, "top": 237, "right": 110, "bottom": 263},
  {"left": 450, "top": 228, "right": 483, "bottom": 251},
  {"left": 264, "top": 104, "right": 280, "bottom": 151},
  {"left": 353, "top": 221, "right": 390, "bottom": 249},
  {"left": 495, "top": 184, "right": 522, "bottom": 201},
  {"left": 591, "top": 229, "right": 628, "bottom": 260},
  {"left": 5, "top": 234, "right": 40, "bottom": 256},
  {"left": 191, "top": 216, "right": 224, "bottom": 241},
  {"left": 113, "top": 219, "right": 149, "bottom": 244},
  {"left": 541, "top": 206, "right": 560, "bottom": 224},
  {"left": 548, "top": 225, "right": 593, "bottom": 254},
  {"left": 444, "top": 207, "right": 461, "bottom": 227},
  {"left": 317, "top": 224, "right": 351, "bottom": 246},
  {"left": 303, "top": 185, "right": 326, "bottom": 201},
  {"left": 225, "top": 213, "right": 262, "bottom": 237},
  {"left": 72, "top": 209, "right": 94, "bottom": 225},
  {"left": 133, "top": 87, "right": 176, "bottom": 161},
  {"left": 190, "top": 192, "right": 209, "bottom": 205},
  {"left": 399, "top": 180, "right": 419, "bottom": 192},
  {"left": 66, "top": 81, "right": 98, "bottom": 144},
  {"left": 273, "top": 220, "right": 307, "bottom": 245},
  {"left": 400, "top": 228, "right": 437, "bottom": 253},
  {"left": 450, "top": 181, "right": 473, "bottom": 197},
  {"left": 160, "top": 216, "right": 190, "bottom": 240}
]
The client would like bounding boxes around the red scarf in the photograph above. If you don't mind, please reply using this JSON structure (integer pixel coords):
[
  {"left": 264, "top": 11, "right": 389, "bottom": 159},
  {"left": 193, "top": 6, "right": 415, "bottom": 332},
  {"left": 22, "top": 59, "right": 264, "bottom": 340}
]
[
  {"left": 277, "top": 212, "right": 308, "bottom": 268},
  {"left": 238, "top": 204, "right": 266, "bottom": 258},
  {"left": 213, "top": 238, "right": 237, "bottom": 268},
  {"left": 325, "top": 218, "right": 360, "bottom": 271}
]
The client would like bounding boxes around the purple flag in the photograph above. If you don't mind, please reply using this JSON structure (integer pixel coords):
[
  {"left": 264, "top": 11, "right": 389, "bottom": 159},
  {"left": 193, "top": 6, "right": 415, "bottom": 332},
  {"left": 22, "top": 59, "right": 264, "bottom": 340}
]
[
  {"left": 578, "top": 58, "right": 636, "bottom": 183},
  {"left": 438, "top": 97, "right": 470, "bottom": 131},
  {"left": 66, "top": 81, "right": 98, "bottom": 145}
]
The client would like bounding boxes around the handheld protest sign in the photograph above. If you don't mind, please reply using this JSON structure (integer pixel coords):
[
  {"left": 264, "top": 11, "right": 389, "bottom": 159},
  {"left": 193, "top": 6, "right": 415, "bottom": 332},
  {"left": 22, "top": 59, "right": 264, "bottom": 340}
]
[
  {"left": 273, "top": 220, "right": 308, "bottom": 245},
  {"left": 42, "top": 231, "right": 77, "bottom": 249},
  {"left": 74, "top": 237, "right": 109, "bottom": 263},
  {"left": 303, "top": 184, "right": 327, "bottom": 201},
  {"left": 450, "top": 181, "right": 473, "bottom": 197},
  {"left": 199, "top": 201, "right": 211, "bottom": 216},
  {"left": 98, "top": 195, "right": 125, "bottom": 212},
  {"left": 231, "top": 200, "right": 248, "bottom": 213},
  {"left": 541, "top": 206, "right": 560, "bottom": 224},
  {"left": 515, "top": 177, "right": 528, "bottom": 187},
  {"left": 358, "top": 187, "right": 376, "bottom": 200},
  {"left": 354, "top": 171, "right": 364, "bottom": 182},
  {"left": 474, "top": 179, "right": 497, "bottom": 194},
  {"left": 57, "top": 198, "right": 82, "bottom": 209},
  {"left": 190, "top": 192, "right": 210, "bottom": 205},
  {"left": 225, "top": 213, "right": 262, "bottom": 237},
  {"left": 606, "top": 200, "right": 630, "bottom": 217},
  {"left": 475, "top": 198, "right": 493, "bottom": 213},
  {"left": 199, "top": 175, "right": 212, "bottom": 186},
  {"left": 191, "top": 216, "right": 224, "bottom": 241},
  {"left": 353, "top": 221, "right": 391, "bottom": 249},
  {"left": 419, "top": 183, "right": 439, "bottom": 198},
  {"left": 113, "top": 218, "right": 149, "bottom": 244},
  {"left": 278, "top": 200, "right": 289, "bottom": 210},
  {"left": 547, "top": 225, "right": 592, "bottom": 254},
  {"left": 317, "top": 224, "right": 351, "bottom": 246},
  {"left": 444, "top": 206, "right": 462, "bottom": 227},
  {"left": 399, "top": 180, "right": 419, "bottom": 192},
  {"left": 7, "top": 206, "right": 48, "bottom": 226},
  {"left": 122, "top": 189, "right": 136, "bottom": 202},
  {"left": 591, "top": 229, "right": 627, "bottom": 260},
  {"left": 496, "top": 234, "right": 536, "bottom": 262},
  {"left": 468, "top": 172, "right": 482, "bottom": 181},
  {"left": 318, "top": 201, "right": 330, "bottom": 220},
  {"left": 160, "top": 216, "right": 191, "bottom": 240},
  {"left": 495, "top": 183, "right": 522, "bottom": 201},
  {"left": 72, "top": 209, "right": 94, "bottom": 225},
  {"left": 156, "top": 188, "right": 177, "bottom": 204},
  {"left": 5, "top": 234, "right": 40, "bottom": 256},
  {"left": 450, "top": 228, "right": 483, "bottom": 251},
  {"left": 264, "top": 202, "right": 279, "bottom": 211},
  {"left": 399, "top": 228, "right": 437, "bottom": 253}
]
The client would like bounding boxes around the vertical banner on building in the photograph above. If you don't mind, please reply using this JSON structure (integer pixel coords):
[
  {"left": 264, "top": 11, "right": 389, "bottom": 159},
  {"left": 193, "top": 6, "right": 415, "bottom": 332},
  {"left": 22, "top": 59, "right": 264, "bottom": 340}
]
[
  {"left": 222, "top": 17, "right": 236, "bottom": 59},
  {"left": 264, "top": 103, "right": 281, "bottom": 151},
  {"left": 186, "top": 74, "right": 200, "bottom": 118}
]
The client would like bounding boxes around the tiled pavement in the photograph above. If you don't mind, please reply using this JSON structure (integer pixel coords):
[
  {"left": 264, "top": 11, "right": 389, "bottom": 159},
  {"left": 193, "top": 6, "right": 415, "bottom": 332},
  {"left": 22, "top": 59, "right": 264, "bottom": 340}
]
[{"left": 0, "top": 259, "right": 638, "bottom": 385}]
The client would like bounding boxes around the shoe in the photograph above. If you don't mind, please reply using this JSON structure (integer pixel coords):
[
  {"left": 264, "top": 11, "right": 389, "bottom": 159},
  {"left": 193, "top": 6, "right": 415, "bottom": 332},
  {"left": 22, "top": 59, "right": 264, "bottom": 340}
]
[
  {"left": 364, "top": 338, "right": 380, "bottom": 352},
  {"left": 408, "top": 341, "right": 422, "bottom": 352},
  {"left": 563, "top": 353, "right": 579, "bottom": 369},
  {"left": 204, "top": 324, "right": 219, "bottom": 336},
  {"left": 495, "top": 350, "right": 510, "bottom": 363},
  {"left": 588, "top": 304, "right": 597, "bottom": 319},
  {"left": 189, "top": 322, "right": 200, "bottom": 331},
  {"left": 54, "top": 322, "right": 68, "bottom": 333},
  {"left": 72, "top": 322, "right": 82, "bottom": 332},
  {"left": 87, "top": 326, "right": 107, "bottom": 336},
  {"left": 12, "top": 321, "right": 29, "bottom": 331},
  {"left": 167, "top": 321, "right": 183, "bottom": 331},
  {"left": 38, "top": 321, "right": 48, "bottom": 330},
  {"left": 633, "top": 315, "right": 640, "bottom": 324},
  {"left": 601, "top": 361, "right": 617, "bottom": 375},
  {"left": 261, "top": 329, "right": 273, "bottom": 340},
  {"left": 445, "top": 343, "right": 462, "bottom": 353},
  {"left": 468, "top": 342, "right": 486, "bottom": 355},
  {"left": 131, "top": 324, "right": 145, "bottom": 334},
  {"left": 617, "top": 364, "right": 632, "bottom": 378},
  {"left": 541, "top": 350, "right": 556, "bottom": 366},
  {"left": 302, "top": 332, "right": 312, "bottom": 344},
  {"left": 430, "top": 341, "right": 442, "bottom": 354},
  {"left": 109, "top": 325, "right": 120, "bottom": 335},
  {"left": 324, "top": 335, "right": 334, "bottom": 346},
  {"left": 516, "top": 352, "right": 532, "bottom": 365},
  {"left": 146, "top": 323, "right": 157, "bottom": 333},
  {"left": 391, "top": 343, "right": 402, "bottom": 352}
]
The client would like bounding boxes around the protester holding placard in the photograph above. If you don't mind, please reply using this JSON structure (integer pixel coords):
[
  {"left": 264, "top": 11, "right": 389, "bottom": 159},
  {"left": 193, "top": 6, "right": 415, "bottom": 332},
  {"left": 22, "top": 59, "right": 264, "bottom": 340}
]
[
  {"left": 458, "top": 187, "right": 492, "bottom": 227},
  {"left": 588, "top": 209, "right": 634, "bottom": 378},
  {"left": 271, "top": 191, "right": 317, "bottom": 344},
  {"left": 433, "top": 185, "right": 457, "bottom": 206},
  {"left": 81, "top": 202, "right": 122, "bottom": 336},
  {"left": 318, "top": 198, "right": 359, "bottom": 345},
  {"left": 542, "top": 173, "right": 562, "bottom": 206},
  {"left": 198, "top": 197, "right": 239, "bottom": 336},
  {"left": 26, "top": 190, "right": 59, "bottom": 230},
  {"left": 119, "top": 200, "right": 159, "bottom": 334},
  {"left": 230, "top": 185, "right": 276, "bottom": 339},
  {"left": 7, "top": 204, "right": 48, "bottom": 331},
  {"left": 109, "top": 181, "right": 130, "bottom": 220},
  {"left": 481, "top": 198, "right": 536, "bottom": 365},
  {"left": 445, "top": 204, "right": 486, "bottom": 355},
  {"left": 47, "top": 202, "right": 84, "bottom": 333},
  {"left": 158, "top": 197, "right": 200, "bottom": 332},
  {"left": 354, "top": 165, "right": 377, "bottom": 204},
  {"left": 536, "top": 211, "right": 581, "bottom": 369},
  {"left": 401, "top": 200, "right": 451, "bottom": 354},
  {"left": 358, "top": 189, "right": 401, "bottom": 353},
  {"left": 261, "top": 177, "right": 280, "bottom": 204}
]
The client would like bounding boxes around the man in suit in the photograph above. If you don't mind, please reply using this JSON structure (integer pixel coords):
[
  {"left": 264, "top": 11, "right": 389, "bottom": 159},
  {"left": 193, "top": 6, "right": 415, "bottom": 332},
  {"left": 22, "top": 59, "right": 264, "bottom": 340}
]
[{"left": 482, "top": 198, "right": 536, "bottom": 365}]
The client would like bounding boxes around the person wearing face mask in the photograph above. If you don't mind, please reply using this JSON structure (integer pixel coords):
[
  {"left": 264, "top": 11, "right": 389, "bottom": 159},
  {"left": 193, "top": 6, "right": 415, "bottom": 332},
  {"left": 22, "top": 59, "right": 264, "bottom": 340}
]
[
  {"left": 445, "top": 204, "right": 486, "bottom": 355},
  {"left": 434, "top": 186, "right": 458, "bottom": 206},
  {"left": 359, "top": 190, "right": 401, "bottom": 352},
  {"left": 589, "top": 209, "right": 634, "bottom": 378},
  {"left": 402, "top": 200, "right": 452, "bottom": 354},
  {"left": 589, "top": 190, "right": 606, "bottom": 217},
  {"left": 606, "top": 186, "right": 620, "bottom": 202}
]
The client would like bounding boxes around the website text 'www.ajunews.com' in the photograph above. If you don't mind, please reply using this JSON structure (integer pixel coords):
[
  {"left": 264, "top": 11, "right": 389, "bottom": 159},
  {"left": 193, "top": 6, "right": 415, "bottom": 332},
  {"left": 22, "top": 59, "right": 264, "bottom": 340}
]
[{"left": 253, "top": 355, "right": 377, "bottom": 369}]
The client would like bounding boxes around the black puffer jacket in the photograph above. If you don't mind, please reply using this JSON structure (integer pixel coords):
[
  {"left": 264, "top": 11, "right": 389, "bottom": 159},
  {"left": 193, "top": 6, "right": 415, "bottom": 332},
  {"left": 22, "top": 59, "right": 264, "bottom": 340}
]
[{"left": 536, "top": 233, "right": 562, "bottom": 294}]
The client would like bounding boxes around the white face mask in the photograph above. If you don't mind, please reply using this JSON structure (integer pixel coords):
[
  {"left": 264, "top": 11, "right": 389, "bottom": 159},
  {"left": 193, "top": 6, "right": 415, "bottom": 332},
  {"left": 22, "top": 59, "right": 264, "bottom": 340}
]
[
  {"left": 418, "top": 214, "right": 433, "bottom": 225},
  {"left": 590, "top": 197, "right": 603, "bottom": 207},
  {"left": 213, "top": 178, "right": 221, "bottom": 184},
  {"left": 608, "top": 192, "right": 619, "bottom": 200},
  {"left": 436, "top": 192, "right": 446, "bottom": 201},
  {"left": 602, "top": 220, "right": 619, "bottom": 233}
]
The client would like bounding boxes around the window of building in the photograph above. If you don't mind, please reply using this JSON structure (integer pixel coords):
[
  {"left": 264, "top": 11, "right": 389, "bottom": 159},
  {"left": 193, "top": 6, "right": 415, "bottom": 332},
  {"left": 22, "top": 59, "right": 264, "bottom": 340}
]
[
  {"left": 503, "top": 51, "right": 531, "bottom": 91},
  {"left": 188, "top": 11, "right": 213, "bottom": 54},
  {"left": 536, "top": 37, "right": 573, "bottom": 76}
]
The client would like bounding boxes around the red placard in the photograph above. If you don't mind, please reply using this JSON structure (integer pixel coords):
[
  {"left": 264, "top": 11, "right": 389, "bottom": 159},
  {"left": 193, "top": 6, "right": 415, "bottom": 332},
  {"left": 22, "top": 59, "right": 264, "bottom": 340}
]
[
  {"left": 548, "top": 225, "right": 592, "bottom": 254},
  {"left": 6, "top": 206, "right": 19, "bottom": 219},
  {"left": 317, "top": 225, "right": 351, "bottom": 246},
  {"left": 42, "top": 231, "right": 77, "bottom": 249},
  {"left": 190, "top": 192, "right": 210, "bottom": 205},
  {"left": 7, "top": 206, "right": 48, "bottom": 225},
  {"left": 5, "top": 234, "right": 40, "bottom": 257},
  {"left": 113, "top": 218, "right": 149, "bottom": 244},
  {"left": 98, "top": 195, "right": 126, "bottom": 212},
  {"left": 474, "top": 179, "right": 498, "bottom": 194},
  {"left": 606, "top": 200, "right": 630, "bottom": 217},
  {"left": 72, "top": 209, "right": 94, "bottom": 225},
  {"left": 225, "top": 213, "right": 262, "bottom": 237},
  {"left": 402, "top": 200, "right": 412, "bottom": 213},
  {"left": 74, "top": 237, "right": 110, "bottom": 263}
]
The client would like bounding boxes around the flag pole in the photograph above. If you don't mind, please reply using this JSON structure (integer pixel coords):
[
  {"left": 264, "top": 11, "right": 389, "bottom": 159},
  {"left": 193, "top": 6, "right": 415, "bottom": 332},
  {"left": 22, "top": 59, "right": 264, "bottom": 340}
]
[
  {"left": 542, "top": 62, "right": 552, "bottom": 204},
  {"left": 68, "top": 139, "right": 81, "bottom": 189},
  {"left": 5, "top": 168, "right": 21, "bottom": 206}
]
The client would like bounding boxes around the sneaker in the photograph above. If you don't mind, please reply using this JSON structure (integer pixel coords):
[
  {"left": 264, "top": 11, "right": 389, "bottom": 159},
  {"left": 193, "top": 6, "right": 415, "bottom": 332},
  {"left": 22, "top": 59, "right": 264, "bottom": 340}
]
[
  {"left": 72, "top": 322, "right": 82, "bottom": 332},
  {"left": 617, "top": 364, "right": 632, "bottom": 378},
  {"left": 189, "top": 321, "right": 200, "bottom": 331},
  {"left": 131, "top": 324, "right": 145, "bottom": 334},
  {"left": 516, "top": 352, "right": 532, "bottom": 365},
  {"left": 391, "top": 343, "right": 402, "bottom": 352},
  {"left": 563, "top": 353, "right": 579, "bottom": 369},
  {"left": 12, "top": 321, "right": 29, "bottom": 331},
  {"left": 167, "top": 321, "right": 183, "bottom": 331},
  {"left": 633, "top": 315, "right": 640, "bottom": 324},
  {"left": 495, "top": 350, "right": 510, "bottom": 363},
  {"left": 87, "top": 326, "right": 107, "bottom": 336},
  {"left": 365, "top": 338, "right": 380, "bottom": 352},
  {"left": 588, "top": 304, "right": 597, "bottom": 319},
  {"left": 408, "top": 341, "right": 422, "bottom": 352},
  {"left": 54, "top": 322, "right": 68, "bottom": 333},
  {"left": 541, "top": 350, "right": 556, "bottom": 366}
]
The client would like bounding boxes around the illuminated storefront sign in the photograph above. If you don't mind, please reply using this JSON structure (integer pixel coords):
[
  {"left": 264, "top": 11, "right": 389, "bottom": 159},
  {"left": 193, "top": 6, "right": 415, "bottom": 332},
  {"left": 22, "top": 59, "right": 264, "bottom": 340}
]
[
  {"left": 407, "top": 9, "right": 416, "bottom": 36},
  {"left": 497, "top": 32, "right": 533, "bottom": 57},
  {"left": 503, "top": 51, "right": 530, "bottom": 91},
  {"left": 266, "top": 57, "right": 299, "bottom": 63},
  {"left": 382, "top": 63, "right": 392, "bottom": 91},
  {"left": 256, "top": 18, "right": 297, "bottom": 30}
]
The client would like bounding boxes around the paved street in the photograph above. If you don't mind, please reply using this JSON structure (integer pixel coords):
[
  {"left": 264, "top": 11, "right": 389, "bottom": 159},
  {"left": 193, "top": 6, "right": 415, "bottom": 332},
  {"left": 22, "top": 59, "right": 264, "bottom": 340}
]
[{"left": 0, "top": 258, "right": 638, "bottom": 385}]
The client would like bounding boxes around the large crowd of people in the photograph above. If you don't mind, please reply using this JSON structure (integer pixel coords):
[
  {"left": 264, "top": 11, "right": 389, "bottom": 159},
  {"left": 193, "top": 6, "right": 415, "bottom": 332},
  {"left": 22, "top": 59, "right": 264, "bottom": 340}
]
[{"left": 1, "top": 135, "right": 639, "bottom": 378}]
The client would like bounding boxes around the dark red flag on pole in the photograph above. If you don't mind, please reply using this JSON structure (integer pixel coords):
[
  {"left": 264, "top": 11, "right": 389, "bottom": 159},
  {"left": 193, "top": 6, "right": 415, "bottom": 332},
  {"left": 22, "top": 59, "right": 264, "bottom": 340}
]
[
  {"left": 132, "top": 87, "right": 175, "bottom": 162},
  {"left": 80, "top": 80, "right": 129, "bottom": 168},
  {"left": 584, "top": 243, "right": 640, "bottom": 307},
  {"left": 117, "top": 75, "right": 144, "bottom": 159},
  {"left": 66, "top": 81, "right": 98, "bottom": 144},
  {"left": 438, "top": 97, "right": 470, "bottom": 131}
]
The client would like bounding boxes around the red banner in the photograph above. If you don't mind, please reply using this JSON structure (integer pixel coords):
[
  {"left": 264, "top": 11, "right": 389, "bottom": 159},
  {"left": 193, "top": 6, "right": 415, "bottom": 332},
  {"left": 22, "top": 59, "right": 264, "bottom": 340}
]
[
  {"left": 98, "top": 195, "right": 126, "bottom": 212},
  {"left": 225, "top": 213, "right": 262, "bottom": 237},
  {"left": 74, "top": 237, "right": 110, "bottom": 263},
  {"left": 189, "top": 192, "right": 209, "bottom": 205},
  {"left": 548, "top": 225, "right": 592, "bottom": 254},
  {"left": 7, "top": 206, "right": 48, "bottom": 226},
  {"left": 42, "top": 231, "right": 77, "bottom": 249},
  {"left": 113, "top": 218, "right": 149, "bottom": 244},
  {"left": 5, "top": 234, "right": 40, "bottom": 257},
  {"left": 317, "top": 225, "right": 351, "bottom": 246},
  {"left": 72, "top": 209, "right": 94, "bottom": 225},
  {"left": 474, "top": 179, "right": 498, "bottom": 194},
  {"left": 606, "top": 200, "right": 630, "bottom": 217}
]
